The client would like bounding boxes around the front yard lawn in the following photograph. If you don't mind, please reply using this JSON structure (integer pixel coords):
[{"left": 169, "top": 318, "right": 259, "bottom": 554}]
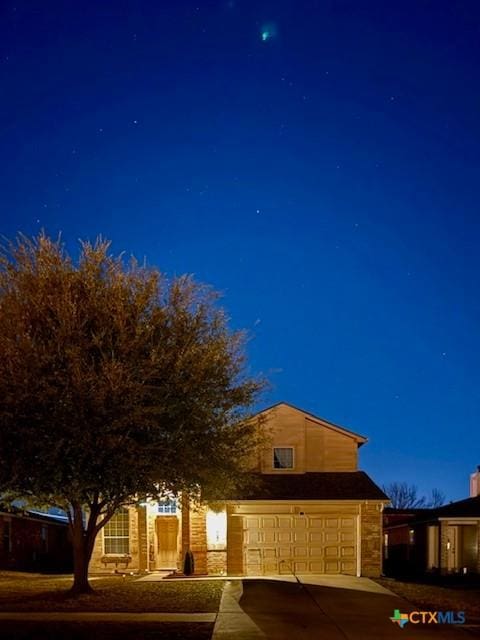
[
  {"left": 375, "top": 577, "right": 480, "bottom": 622},
  {"left": 0, "top": 572, "right": 224, "bottom": 613}
]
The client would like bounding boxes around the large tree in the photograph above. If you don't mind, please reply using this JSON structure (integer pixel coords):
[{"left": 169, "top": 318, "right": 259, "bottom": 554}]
[{"left": 0, "top": 234, "right": 264, "bottom": 593}]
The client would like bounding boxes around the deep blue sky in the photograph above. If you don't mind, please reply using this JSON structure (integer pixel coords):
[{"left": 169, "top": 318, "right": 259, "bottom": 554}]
[{"left": 1, "top": 1, "right": 479, "bottom": 501}]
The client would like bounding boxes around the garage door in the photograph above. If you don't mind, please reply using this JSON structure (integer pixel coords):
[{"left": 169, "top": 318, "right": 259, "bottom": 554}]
[{"left": 243, "top": 513, "right": 357, "bottom": 575}]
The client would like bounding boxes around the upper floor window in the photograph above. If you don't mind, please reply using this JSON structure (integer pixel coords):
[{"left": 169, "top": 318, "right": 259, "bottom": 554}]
[
  {"left": 104, "top": 508, "right": 129, "bottom": 555},
  {"left": 273, "top": 447, "right": 294, "bottom": 469}
]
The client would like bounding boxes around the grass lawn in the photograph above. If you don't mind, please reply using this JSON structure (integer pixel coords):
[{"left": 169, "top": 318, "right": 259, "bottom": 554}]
[
  {"left": 0, "top": 572, "right": 222, "bottom": 639},
  {"left": 0, "top": 571, "right": 225, "bottom": 613},
  {"left": 376, "top": 577, "right": 480, "bottom": 622}
]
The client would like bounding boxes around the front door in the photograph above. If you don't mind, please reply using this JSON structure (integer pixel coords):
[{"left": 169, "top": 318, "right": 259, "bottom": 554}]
[{"left": 156, "top": 516, "right": 179, "bottom": 569}]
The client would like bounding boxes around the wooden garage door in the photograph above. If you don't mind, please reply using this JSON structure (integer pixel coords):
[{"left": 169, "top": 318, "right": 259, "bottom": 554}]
[{"left": 243, "top": 514, "right": 356, "bottom": 575}]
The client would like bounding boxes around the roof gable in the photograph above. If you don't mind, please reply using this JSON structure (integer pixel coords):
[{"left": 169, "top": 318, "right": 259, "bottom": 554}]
[{"left": 256, "top": 402, "right": 368, "bottom": 446}]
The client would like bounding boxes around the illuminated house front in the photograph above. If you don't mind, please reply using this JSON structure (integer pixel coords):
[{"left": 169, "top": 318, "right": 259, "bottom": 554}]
[{"left": 90, "top": 403, "right": 389, "bottom": 576}]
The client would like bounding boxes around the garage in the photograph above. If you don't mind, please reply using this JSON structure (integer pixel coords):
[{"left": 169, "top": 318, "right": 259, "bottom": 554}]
[{"left": 243, "top": 511, "right": 358, "bottom": 575}]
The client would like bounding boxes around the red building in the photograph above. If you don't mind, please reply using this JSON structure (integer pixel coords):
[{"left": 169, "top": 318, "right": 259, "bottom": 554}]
[{"left": 0, "top": 505, "right": 72, "bottom": 572}]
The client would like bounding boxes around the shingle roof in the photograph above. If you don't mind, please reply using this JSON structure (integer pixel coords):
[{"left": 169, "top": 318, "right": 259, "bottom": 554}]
[
  {"left": 426, "top": 495, "right": 480, "bottom": 519},
  {"left": 385, "top": 497, "right": 480, "bottom": 525},
  {"left": 230, "top": 471, "right": 389, "bottom": 501}
]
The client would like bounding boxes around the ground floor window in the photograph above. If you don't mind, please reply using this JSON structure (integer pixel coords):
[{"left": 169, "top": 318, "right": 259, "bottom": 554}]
[{"left": 104, "top": 508, "right": 129, "bottom": 554}]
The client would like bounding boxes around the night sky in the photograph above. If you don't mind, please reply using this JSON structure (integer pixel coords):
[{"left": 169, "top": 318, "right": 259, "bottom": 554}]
[{"left": 1, "top": 1, "right": 479, "bottom": 502}]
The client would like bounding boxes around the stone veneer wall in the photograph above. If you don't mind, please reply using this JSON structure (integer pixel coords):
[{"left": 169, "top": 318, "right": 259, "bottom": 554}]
[
  {"left": 439, "top": 521, "right": 448, "bottom": 573},
  {"left": 190, "top": 506, "right": 207, "bottom": 574},
  {"left": 207, "top": 550, "right": 227, "bottom": 575},
  {"left": 226, "top": 505, "right": 243, "bottom": 575},
  {"left": 360, "top": 502, "right": 382, "bottom": 577}
]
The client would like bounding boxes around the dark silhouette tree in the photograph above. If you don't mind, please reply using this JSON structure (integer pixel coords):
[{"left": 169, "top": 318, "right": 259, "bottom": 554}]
[
  {"left": 0, "top": 234, "right": 264, "bottom": 593},
  {"left": 383, "top": 482, "right": 446, "bottom": 509}
]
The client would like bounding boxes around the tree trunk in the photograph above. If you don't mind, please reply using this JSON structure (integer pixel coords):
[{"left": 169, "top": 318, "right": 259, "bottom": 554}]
[{"left": 69, "top": 504, "right": 96, "bottom": 594}]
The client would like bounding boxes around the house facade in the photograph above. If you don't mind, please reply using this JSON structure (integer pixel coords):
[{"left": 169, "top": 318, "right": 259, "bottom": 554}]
[
  {"left": 90, "top": 402, "right": 388, "bottom": 577},
  {"left": 384, "top": 468, "right": 480, "bottom": 576},
  {"left": 0, "top": 506, "right": 72, "bottom": 572}
]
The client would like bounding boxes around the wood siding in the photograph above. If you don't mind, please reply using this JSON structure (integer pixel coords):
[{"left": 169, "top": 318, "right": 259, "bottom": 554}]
[{"left": 258, "top": 404, "right": 359, "bottom": 473}]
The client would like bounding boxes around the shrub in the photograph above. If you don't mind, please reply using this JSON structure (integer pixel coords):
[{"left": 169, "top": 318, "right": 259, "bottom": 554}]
[{"left": 183, "top": 550, "right": 195, "bottom": 576}]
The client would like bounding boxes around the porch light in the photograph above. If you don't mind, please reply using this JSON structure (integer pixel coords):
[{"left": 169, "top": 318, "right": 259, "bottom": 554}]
[{"left": 206, "top": 509, "right": 227, "bottom": 550}]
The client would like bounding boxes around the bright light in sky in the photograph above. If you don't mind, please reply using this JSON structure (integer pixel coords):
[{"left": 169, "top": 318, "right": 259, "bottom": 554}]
[{"left": 260, "top": 22, "right": 277, "bottom": 42}]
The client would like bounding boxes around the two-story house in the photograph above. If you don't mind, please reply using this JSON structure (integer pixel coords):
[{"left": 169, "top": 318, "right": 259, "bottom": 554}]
[{"left": 90, "top": 402, "right": 388, "bottom": 577}]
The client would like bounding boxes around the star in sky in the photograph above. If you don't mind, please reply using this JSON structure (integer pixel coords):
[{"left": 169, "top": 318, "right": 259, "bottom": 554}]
[{"left": 260, "top": 22, "right": 277, "bottom": 42}]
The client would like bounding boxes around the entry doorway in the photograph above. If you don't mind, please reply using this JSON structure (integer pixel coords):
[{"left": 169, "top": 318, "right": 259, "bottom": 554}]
[
  {"left": 446, "top": 526, "right": 458, "bottom": 572},
  {"left": 155, "top": 516, "right": 179, "bottom": 569}
]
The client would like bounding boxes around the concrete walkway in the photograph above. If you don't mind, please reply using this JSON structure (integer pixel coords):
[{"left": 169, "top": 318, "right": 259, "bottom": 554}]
[{"left": 212, "top": 576, "right": 478, "bottom": 639}]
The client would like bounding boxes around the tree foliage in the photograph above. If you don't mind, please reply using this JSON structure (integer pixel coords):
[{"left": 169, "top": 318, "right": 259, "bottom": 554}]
[
  {"left": 383, "top": 482, "right": 446, "bottom": 509},
  {"left": 0, "top": 233, "right": 264, "bottom": 591}
]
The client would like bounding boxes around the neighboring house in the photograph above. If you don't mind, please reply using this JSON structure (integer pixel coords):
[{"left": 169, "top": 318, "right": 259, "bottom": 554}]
[
  {"left": 90, "top": 402, "right": 389, "bottom": 577},
  {"left": 384, "top": 467, "right": 480, "bottom": 576},
  {"left": 0, "top": 505, "right": 72, "bottom": 572}
]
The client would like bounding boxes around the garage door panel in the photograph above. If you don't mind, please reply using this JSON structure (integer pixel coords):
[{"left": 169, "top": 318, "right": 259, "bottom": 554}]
[
  {"left": 243, "top": 509, "right": 357, "bottom": 576},
  {"left": 293, "top": 546, "right": 308, "bottom": 557},
  {"left": 294, "top": 531, "right": 307, "bottom": 543},
  {"left": 341, "top": 560, "right": 356, "bottom": 573},
  {"left": 325, "top": 560, "right": 340, "bottom": 572},
  {"left": 325, "top": 518, "right": 339, "bottom": 528},
  {"left": 263, "top": 530, "right": 276, "bottom": 543},
  {"left": 262, "top": 517, "right": 276, "bottom": 528},
  {"left": 341, "top": 531, "right": 355, "bottom": 542},
  {"left": 278, "top": 517, "right": 292, "bottom": 528},
  {"left": 325, "top": 531, "right": 340, "bottom": 543},
  {"left": 309, "top": 518, "right": 324, "bottom": 528},
  {"left": 245, "top": 517, "right": 260, "bottom": 528},
  {"left": 294, "top": 517, "right": 307, "bottom": 528},
  {"left": 309, "top": 531, "right": 323, "bottom": 542},
  {"left": 277, "top": 531, "right": 291, "bottom": 543}
]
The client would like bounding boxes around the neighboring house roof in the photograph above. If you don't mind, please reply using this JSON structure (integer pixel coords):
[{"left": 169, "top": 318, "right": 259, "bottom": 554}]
[
  {"left": 426, "top": 495, "right": 480, "bottom": 519},
  {"left": 256, "top": 402, "right": 368, "bottom": 446},
  {"left": 383, "top": 508, "right": 432, "bottom": 528},
  {"left": 231, "top": 471, "right": 389, "bottom": 501},
  {"left": 384, "top": 496, "right": 480, "bottom": 526},
  {"left": 0, "top": 503, "right": 68, "bottom": 526}
]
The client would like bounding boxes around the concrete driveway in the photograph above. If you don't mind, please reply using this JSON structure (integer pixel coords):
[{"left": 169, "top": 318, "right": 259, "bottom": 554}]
[{"left": 213, "top": 575, "right": 479, "bottom": 639}]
